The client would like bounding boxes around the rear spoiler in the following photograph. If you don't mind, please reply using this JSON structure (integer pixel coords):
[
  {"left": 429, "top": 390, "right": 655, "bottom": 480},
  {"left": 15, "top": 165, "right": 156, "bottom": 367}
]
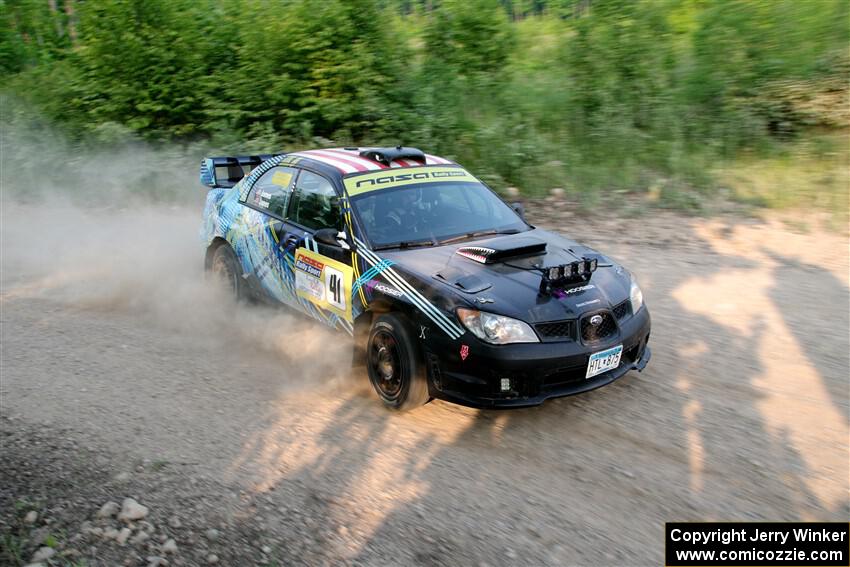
[{"left": 200, "top": 154, "right": 278, "bottom": 189}]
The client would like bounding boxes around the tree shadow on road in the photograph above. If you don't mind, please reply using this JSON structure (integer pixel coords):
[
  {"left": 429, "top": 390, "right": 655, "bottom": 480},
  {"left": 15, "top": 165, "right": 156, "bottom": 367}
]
[{"left": 764, "top": 249, "right": 849, "bottom": 425}]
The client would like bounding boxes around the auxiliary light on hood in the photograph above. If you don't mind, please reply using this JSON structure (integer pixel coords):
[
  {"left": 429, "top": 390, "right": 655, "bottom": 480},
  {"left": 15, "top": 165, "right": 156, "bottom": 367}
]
[{"left": 543, "top": 258, "right": 598, "bottom": 286}]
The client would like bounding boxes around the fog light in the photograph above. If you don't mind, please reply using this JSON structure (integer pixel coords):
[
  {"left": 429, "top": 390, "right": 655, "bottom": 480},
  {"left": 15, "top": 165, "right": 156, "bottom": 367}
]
[{"left": 500, "top": 378, "right": 511, "bottom": 392}]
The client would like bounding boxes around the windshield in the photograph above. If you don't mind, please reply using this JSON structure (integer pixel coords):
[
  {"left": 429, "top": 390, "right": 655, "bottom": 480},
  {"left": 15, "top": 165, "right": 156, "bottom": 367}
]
[{"left": 350, "top": 181, "right": 529, "bottom": 248}]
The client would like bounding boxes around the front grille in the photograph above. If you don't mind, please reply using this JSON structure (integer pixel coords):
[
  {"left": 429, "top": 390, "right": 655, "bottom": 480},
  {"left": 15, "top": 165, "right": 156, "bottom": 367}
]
[
  {"left": 580, "top": 311, "right": 617, "bottom": 343},
  {"left": 613, "top": 300, "right": 632, "bottom": 320},
  {"left": 535, "top": 320, "right": 575, "bottom": 341}
]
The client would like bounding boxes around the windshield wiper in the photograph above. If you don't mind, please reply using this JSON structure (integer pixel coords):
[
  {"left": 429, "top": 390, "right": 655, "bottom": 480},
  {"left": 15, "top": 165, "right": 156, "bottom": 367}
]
[
  {"left": 438, "top": 228, "right": 522, "bottom": 245},
  {"left": 372, "top": 238, "right": 437, "bottom": 251}
]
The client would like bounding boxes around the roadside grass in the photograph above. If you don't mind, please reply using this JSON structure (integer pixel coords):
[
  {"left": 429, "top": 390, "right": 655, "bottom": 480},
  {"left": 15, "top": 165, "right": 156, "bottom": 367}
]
[
  {"left": 715, "top": 133, "right": 849, "bottom": 230},
  {"left": 2, "top": 516, "right": 86, "bottom": 567},
  {"left": 511, "top": 131, "right": 849, "bottom": 231},
  {"left": 1, "top": 533, "right": 24, "bottom": 565},
  {"left": 1, "top": 496, "right": 83, "bottom": 567}
]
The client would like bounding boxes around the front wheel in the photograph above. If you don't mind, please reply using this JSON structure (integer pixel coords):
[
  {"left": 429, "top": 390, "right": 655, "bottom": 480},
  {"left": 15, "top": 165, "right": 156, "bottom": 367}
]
[{"left": 366, "top": 313, "right": 430, "bottom": 411}]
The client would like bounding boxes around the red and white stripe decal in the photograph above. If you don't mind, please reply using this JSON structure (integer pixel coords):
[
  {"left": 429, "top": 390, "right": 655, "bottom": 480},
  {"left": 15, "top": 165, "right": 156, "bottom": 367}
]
[
  {"left": 292, "top": 150, "right": 360, "bottom": 173},
  {"left": 390, "top": 158, "right": 424, "bottom": 168},
  {"left": 294, "top": 148, "right": 451, "bottom": 172},
  {"left": 322, "top": 148, "right": 387, "bottom": 170},
  {"left": 326, "top": 148, "right": 388, "bottom": 170},
  {"left": 424, "top": 154, "right": 446, "bottom": 164},
  {"left": 322, "top": 150, "right": 379, "bottom": 171},
  {"left": 424, "top": 153, "right": 450, "bottom": 165},
  {"left": 293, "top": 149, "right": 386, "bottom": 173}
]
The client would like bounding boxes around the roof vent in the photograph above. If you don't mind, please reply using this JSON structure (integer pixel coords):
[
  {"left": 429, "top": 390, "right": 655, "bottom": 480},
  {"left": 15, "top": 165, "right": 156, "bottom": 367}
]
[{"left": 359, "top": 146, "right": 426, "bottom": 166}]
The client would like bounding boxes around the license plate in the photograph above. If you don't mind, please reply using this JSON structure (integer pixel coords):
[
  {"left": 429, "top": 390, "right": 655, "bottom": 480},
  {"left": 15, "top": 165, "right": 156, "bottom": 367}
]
[{"left": 586, "top": 344, "right": 623, "bottom": 379}]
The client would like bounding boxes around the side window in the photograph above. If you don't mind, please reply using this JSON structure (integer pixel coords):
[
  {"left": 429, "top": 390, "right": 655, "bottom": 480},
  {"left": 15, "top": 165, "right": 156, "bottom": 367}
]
[
  {"left": 289, "top": 171, "right": 340, "bottom": 230},
  {"left": 246, "top": 166, "right": 297, "bottom": 218}
]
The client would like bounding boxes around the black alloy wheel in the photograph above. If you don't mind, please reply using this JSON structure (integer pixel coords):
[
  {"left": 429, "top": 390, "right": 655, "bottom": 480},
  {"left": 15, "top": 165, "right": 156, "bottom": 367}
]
[{"left": 366, "top": 313, "right": 430, "bottom": 410}]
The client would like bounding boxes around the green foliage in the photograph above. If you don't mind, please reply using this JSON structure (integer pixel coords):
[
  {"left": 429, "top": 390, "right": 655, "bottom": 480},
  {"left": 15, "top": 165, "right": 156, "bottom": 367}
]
[
  {"left": 220, "top": 0, "right": 411, "bottom": 143},
  {"left": 1, "top": 0, "right": 847, "bottom": 212},
  {"left": 687, "top": 0, "right": 849, "bottom": 149},
  {"left": 1, "top": 0, "right": 73, "bottom": 72},
  {"left": 74, "top": 0, "right": 227, "bottom": 138},
  {"left": 424, "top": 0, "right": 514, "bottom": 79}
]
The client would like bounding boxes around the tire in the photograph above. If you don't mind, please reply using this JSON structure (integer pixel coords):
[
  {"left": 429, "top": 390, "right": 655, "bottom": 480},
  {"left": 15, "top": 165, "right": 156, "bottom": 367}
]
[
  {"left": 366, "top": 313, "right": 430, "bottom": 411},
  {"left": 209, "top": 244, "right": 245, "bottom": 301}
]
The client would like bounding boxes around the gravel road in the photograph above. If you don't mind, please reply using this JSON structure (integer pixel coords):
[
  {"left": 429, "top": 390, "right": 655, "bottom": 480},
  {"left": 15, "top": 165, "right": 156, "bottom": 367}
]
[{"left": 1, "top": 199, "right": 848, "bottom": 566}]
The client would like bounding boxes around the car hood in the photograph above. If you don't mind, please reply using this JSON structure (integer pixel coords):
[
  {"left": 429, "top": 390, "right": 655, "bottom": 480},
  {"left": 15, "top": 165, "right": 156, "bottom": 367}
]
[{"left": 374, "top": 228, "right": 632, "bottom": 324}]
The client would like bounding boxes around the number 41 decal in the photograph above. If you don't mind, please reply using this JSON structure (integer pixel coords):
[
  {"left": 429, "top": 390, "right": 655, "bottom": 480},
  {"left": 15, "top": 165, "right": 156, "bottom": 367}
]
[
  {"left": 294, "top": 247, "right": 353, "bottom": 322},
  {"left": 325, "top": 266, "right": 346, "bottom": 311}
]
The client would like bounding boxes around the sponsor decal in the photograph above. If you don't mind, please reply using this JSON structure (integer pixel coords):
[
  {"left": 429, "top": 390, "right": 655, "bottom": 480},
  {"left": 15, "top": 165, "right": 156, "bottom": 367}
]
[
  {"left": 353, "top": 259, "right": 396, "bottom": 293},
  {"left": 460, "top": 344, "right": 470, "bottom": 361},
  {"left": 257, "top": 191, "right": 272, "bottom": 208},
  {"left": 353, "top": 170, "right": 466, "bottom": 189},
  {"left": 294, "top": 247, "right": 353, "bottom": 322},
  {"left": 343, "top": 166, "right": 476, "bottom": 196},
  {"left": 576, "top": 299, "right": 600, "bottom": 307},
  {"left": 295, "top": 255, "right": 323, "bottom": 278},
  {"left": 295, "top": 270, "right": 325, "bottom": 302},
  {"left": 270, "top": 170, "right": 292, "bottom": 187},
  {"left": 419, "top": 326, "right": 428, "bottom": 339},
  {"left": 358, "top": 172, "right": 430, "bottom": 187},
  {"left": 374, "top": 283, "right": 403, "bottom": 298},
  {"left": 562, "top": 284, "right": 596, "bottom": 295}
]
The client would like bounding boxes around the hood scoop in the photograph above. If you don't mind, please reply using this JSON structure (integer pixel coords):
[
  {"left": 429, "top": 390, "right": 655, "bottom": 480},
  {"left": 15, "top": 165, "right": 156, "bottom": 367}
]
[
  {"left": 433, "top": 267, "right": 492, "bottom": 294},
  {"left": 456, "top": 236, "right": 546, "bottom": 265}
]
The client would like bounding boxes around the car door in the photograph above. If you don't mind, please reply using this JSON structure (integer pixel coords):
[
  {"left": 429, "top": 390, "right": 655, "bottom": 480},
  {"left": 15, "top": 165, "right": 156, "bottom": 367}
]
[
  {"left": 236, "top": 164, "right": 302, "bottom": 306},
  {"left": 282, "top": 169, "right": 355, "bottom": 333}
]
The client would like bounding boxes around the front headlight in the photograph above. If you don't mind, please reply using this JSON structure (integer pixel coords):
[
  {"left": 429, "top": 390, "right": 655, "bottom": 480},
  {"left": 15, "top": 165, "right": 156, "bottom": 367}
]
[
  {"left": 457, "top": 308, "right": 539, "bottom": 344},
  {"left": 630, "top": 277, "right": 644, "bottom": 313}
]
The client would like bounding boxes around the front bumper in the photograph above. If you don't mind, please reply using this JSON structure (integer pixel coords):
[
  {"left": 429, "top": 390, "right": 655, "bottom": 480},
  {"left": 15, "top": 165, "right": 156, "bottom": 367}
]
[{"left": 426, "top": 307, "right": 651, "bottom": 409}]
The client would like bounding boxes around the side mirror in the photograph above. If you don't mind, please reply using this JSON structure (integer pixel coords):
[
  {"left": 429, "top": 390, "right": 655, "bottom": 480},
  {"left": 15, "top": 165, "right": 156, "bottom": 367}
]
[
  {"left": 511, "top": 201, "right": 526, "bottom": 220},
  {"left": 314, "top": 228, "right": 351, "bottom": 250}
]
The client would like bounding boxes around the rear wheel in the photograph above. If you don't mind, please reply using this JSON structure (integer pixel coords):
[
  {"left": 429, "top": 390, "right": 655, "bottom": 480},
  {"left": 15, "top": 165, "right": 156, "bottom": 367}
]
[
  {"left": 366, "top": 313, "right": 430, "bottom": 411},
  {"left": 210, "top": 244, "right": 245, "bottom": 301}
]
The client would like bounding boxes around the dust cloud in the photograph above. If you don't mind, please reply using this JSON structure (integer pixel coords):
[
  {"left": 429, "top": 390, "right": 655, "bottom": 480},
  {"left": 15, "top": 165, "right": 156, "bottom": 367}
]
[{"left": 0, "top": 121, "right": 352, "bottom": 388}]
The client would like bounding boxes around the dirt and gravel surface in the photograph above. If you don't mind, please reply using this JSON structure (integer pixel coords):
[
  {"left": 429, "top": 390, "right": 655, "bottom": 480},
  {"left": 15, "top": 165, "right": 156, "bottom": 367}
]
[{"left": 1, "top": 197, "right": 848, "bottom": 567}]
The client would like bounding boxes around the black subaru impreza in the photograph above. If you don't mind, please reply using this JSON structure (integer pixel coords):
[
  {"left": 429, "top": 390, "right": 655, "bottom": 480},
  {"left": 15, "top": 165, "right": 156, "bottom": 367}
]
[{"left": 200, "top": 146, "right": 651, "bottom": 410}]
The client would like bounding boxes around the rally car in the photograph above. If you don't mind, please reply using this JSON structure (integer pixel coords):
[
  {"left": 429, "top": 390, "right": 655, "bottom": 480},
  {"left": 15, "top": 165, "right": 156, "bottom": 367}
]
[{"left": 199, "top": 146, "right": 651, "bottom": 410}]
